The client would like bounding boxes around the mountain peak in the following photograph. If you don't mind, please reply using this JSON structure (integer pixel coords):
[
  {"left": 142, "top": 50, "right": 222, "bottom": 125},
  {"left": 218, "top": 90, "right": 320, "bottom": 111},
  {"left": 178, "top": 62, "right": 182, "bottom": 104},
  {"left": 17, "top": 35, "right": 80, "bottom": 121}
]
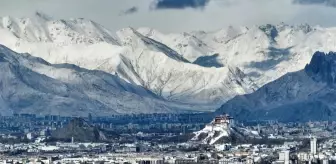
[
  {"left": 305, "top": 51, "right": 336, "bottom": 85},
  {"left": 0, "top": 15, "right": 120, "bottom": 45},
  {"left": 258, "top": 24, "right": 278, "bottom": 41}
]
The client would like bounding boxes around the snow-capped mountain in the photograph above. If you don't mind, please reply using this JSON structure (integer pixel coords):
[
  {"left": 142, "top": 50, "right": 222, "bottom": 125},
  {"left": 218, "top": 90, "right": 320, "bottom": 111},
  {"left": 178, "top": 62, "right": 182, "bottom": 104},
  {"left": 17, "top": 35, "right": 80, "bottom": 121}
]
[
  {"left": 115, "top": 27, "right": 258, "bottom": 105},
  {"left": 0, "top": 44, "right": 203, "bottom": 116},
  {"left": 0, "top": 12, "right": 119, "bottom": 45},
  {"left": 0, "top": 14, "right": 257, "bottom": 107},
  {"left": 2, "top": 13, "right": 336, "bottom": 113},
  {"left": 118, "top": 23, "right": 336, "bottom": 108},
  {"left": 216, "top": 51, "right": 336, "bottom": 122}
]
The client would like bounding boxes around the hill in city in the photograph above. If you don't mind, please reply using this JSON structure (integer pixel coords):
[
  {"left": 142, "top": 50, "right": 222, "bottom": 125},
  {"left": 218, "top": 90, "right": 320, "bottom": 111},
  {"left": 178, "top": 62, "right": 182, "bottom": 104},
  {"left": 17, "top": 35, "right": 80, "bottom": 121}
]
[{"left": 51, "top": 118, "right": 107, "bottom": 142}]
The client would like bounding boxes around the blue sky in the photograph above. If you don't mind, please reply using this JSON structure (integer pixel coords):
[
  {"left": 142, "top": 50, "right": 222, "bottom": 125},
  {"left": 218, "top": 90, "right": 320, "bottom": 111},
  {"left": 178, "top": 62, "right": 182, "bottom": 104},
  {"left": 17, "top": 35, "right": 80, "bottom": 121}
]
[{"left": 1, "top": 0, "right": 336, "bottom": 32}]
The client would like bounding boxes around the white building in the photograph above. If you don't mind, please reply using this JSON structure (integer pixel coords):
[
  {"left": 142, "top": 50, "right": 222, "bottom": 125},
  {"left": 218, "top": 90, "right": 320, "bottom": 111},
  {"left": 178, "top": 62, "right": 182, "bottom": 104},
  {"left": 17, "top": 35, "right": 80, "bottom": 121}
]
[
  {"left": 310, "top": 137, "right": 317, "bottom": 155},
  {"left": 26, "top": 133, "right": 35, "bottom": 140},
  {"left": 322, "top": 159, "right": 329, "bottom": 164},
  {"left": 136, "top": 157, "right": 164, "bottom": 164},
  {"left": 278, "top": 150, "right": 290, "bottom": 164},
  {"left": 297, "top": 152, "right": 309, "bottom": 161}
]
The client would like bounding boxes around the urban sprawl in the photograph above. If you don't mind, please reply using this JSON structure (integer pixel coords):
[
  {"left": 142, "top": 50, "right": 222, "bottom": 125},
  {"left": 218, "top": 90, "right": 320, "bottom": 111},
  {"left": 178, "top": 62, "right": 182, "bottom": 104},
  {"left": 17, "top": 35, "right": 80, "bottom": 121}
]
[{"left": 0, "top": 113, "right": 335, "bottom": 164}]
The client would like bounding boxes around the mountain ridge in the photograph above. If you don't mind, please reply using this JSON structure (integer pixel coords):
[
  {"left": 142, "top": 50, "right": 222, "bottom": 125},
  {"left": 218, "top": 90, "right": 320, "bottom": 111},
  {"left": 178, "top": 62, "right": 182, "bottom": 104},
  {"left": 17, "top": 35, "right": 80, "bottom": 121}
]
[{"left": 216, "top": 51, "right": 336, "bottom": 122}]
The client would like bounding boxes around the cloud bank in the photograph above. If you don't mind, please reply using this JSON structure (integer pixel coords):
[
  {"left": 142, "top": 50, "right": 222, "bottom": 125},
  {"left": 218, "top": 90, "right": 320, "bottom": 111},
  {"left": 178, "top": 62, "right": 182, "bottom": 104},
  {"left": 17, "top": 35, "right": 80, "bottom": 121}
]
[
  {"left": 293, "top": 0, "right": 336, "bottom": 7},
  {"left": 1, "top": 0, "right": 336, "bottom": 32},
  {"left": 153, "top": 0, "right": 210, "bottom": 9}
]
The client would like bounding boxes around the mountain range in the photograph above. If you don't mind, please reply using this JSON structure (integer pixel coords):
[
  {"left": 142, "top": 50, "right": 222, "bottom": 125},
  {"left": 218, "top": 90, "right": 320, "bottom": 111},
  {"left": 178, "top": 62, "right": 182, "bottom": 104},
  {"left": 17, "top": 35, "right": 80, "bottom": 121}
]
[{"left": 1, "top": 13, "right": 336, "bottom": 119}]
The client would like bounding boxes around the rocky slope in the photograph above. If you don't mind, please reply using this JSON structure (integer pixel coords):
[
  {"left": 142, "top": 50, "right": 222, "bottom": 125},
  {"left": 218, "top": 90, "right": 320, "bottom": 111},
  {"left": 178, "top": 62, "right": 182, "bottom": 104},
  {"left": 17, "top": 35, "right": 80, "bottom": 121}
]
[{"left": 216, "top": 51, "right": 336, "bottom": 122}]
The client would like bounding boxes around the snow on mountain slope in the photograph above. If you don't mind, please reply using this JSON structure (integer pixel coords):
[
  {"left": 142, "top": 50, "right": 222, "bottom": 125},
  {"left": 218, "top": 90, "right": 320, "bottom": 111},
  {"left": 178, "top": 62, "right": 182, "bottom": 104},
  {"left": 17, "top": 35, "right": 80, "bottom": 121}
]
[
  {"left": 0, "top": 12, "right": 119, "bottom": 45},
  {"left": 192, "top": 26, "right": 249, "bottom": 47},
  {"left": 136, "top": 24, "right": 336, "bottom": 88},
  {"left": 216, "top": 51, "right": 336, "bottom": 122},
  {"left": 0, "top": 44, "right": 204, "bottom": 116},
  {"left": 0, "top": 15, "right": 257, "bottom": 107},
  {"left": 0, "top": 13, "right": 124, "bottom": 75},
  {"left": 2, "top": 14, "right": 336, "bottom": 112},
  {"left": 116, "top": 27, "right": 257, "bottom": 105},
  {"left": 116, "top": 27, "right": 191, "bottom": 64},
  {"left": 123, "top": 24, "right": 336, "bottom": 107},
  {"left": 136, "top": 27, "right": 215, "bottom": 62}
]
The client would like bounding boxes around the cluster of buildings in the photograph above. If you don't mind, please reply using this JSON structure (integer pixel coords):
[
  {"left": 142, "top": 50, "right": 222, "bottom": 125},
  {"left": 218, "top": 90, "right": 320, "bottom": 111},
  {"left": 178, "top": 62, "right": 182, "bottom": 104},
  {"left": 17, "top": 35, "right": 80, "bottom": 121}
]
[
  {"left": 3, "top": 137, "right": 335, "bottom": 164},
  {"left": 274, "top": 137, "right": 336, "bottom": 164},
  {"left": 213, "top": 115, "right": 235, "bottom": 129},
  {"left": 0, "top": 153, "right": 165, "bottom": 164},
  {"left": 246, "top": 121, "right": 336, "bottom": 140},
  {"left": 0, "top": 114, "right": 207, "bottom": 143},
  {"left": 3, "top": 113, "right": 336, "bottom": 163},
  {"left": 0, "top": 141, "right": 107, "bottom": 154}
]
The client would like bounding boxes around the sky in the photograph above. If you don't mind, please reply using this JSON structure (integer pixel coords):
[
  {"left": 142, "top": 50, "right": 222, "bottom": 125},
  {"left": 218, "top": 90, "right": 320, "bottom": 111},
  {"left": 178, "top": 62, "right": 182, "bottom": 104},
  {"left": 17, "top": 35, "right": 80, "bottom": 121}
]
[{"left": 1, "top": 0, "right": 336, "bottom": 32}]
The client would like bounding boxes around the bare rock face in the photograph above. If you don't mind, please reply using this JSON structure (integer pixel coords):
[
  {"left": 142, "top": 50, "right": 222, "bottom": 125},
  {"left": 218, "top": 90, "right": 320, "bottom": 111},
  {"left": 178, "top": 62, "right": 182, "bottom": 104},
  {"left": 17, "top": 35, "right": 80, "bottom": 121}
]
[{"left": 305, "top": 51, "right": 336, "bottom": 85}]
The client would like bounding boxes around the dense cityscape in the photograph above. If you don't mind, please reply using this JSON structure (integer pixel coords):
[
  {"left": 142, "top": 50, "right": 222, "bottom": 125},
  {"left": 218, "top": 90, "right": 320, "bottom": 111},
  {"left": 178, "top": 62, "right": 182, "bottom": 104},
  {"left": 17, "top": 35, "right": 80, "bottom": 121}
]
[{"left": 0, "top": 113, "right": 334, "bottom": 163}]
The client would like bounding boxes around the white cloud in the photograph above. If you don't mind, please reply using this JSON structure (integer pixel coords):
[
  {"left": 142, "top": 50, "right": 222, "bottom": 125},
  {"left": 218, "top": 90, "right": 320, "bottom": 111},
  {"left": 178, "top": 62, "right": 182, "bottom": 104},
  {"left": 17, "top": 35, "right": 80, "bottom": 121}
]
[{"left": 1, "top": 0, "right": 336, "bottom": 32}]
